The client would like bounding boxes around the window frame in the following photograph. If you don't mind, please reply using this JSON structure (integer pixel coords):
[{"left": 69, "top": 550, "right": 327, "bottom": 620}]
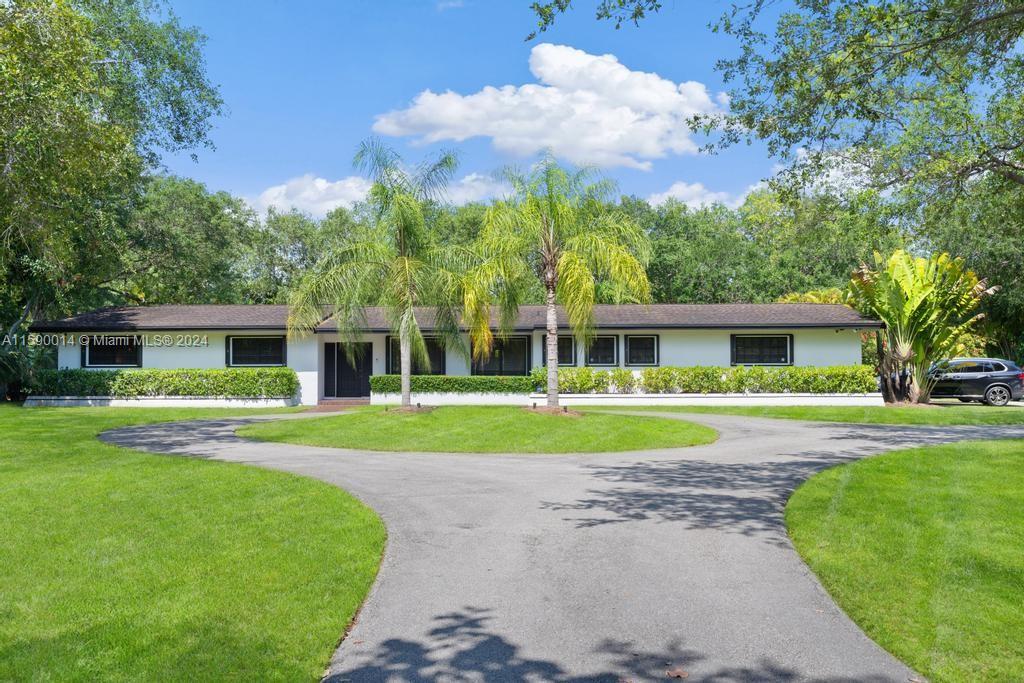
[
  {"left": 624, "top": 334, "right": 659, "bottom": 367},
  {"left": 384, "top": 335, "right": 447, "bottom": 375},
  {"left": 543, "top": 334, "right": 576, "bottom": 367},
  {"left": 730, "top": 334, "right": 793, "bottom": 366},
  {"left": 225, "top": 335, "right": 287, "bottom": 367},
  {"left": 471, "top": 335, "right": 532, "bottom": 376},
  {"left": 585, "top": 335, "right": 619, "bottom": 367},
  {"left": 81, "top": 335, "right": 142, "bottom": 368}
]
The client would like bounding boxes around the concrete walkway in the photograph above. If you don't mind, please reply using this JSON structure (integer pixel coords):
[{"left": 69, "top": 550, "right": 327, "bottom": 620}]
[{"left": 101, "top": 412, "right": 1024, "bottom": 682}]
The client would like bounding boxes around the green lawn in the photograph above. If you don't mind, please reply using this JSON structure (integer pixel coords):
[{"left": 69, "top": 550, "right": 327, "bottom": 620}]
[
  {"left": 0, "top": 404, "right": 386, "bottom": 682},
  {"left": 239, "top": 405, "right": 717, "bottom": 452},
  {"left": 602, "top": 403, "right": 1024, "bottom": 425},
  {"left": 786, "top": 439, "right": 1024, "bottom": 682}
]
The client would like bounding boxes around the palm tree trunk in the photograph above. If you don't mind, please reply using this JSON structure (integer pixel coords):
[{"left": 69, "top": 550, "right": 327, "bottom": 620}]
[
  {"left": 400, "top": 331, "right": 412, "bottom": 408},
  {"left": 545, "top": 286, "right": 559, "bottom": 408}
]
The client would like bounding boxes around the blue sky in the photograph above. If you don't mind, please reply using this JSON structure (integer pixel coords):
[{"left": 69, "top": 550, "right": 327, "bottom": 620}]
[{"left": 165, "top": 0, "right": 778, "bottom": 216}]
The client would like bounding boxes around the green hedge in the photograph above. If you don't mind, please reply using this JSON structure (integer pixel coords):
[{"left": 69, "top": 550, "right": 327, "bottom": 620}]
[
  {"left": 369, "top": 374, "right": 535, "bottom": 394},
  {"left": 544, "top": 365, "right": 877, "bottom": 394},
  {"left": 371, "top": 366, "right": 877, "bottom": 395},
  {"left": 29, "top": 368, "right": 299, "bottom": 398}
]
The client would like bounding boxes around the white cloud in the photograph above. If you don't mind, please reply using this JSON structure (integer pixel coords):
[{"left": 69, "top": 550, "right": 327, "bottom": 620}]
[
  {"left": 373, "top": 43, "right": 724, "bottom": 170},
  {"left": 253, "top": 174, "right": 372, "bottom": 217},
  {"left": 647, "top": 181, "right": 736, "bottom": 208},
  {"left": 252, "top": 172, "right": 506, "bottom": 216},
  {"left": 447, "top": 173, "right": 510, "bottom": 204},
  {"left": 436, "top": 0, "right": 464, "bottom": 9}
]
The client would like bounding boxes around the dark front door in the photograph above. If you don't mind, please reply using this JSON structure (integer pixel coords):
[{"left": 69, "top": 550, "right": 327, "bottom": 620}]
[{"left": 324, "top": 342, "right": 372, "bottom": 397}]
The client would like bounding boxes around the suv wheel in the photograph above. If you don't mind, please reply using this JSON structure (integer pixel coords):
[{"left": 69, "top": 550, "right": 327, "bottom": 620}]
[{"left": 984, "top": 385, "right": 1011, "bottom": 407}]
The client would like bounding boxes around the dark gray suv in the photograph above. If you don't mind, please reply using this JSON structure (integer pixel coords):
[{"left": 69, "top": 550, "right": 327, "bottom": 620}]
[{"left": 930, "top": 358, "right": 1024, "bottom": 406}]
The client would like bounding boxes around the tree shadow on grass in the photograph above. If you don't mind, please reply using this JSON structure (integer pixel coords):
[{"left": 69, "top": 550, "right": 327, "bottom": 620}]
[{"left": 327, "top": 606, "right": 894, "bottom": 682}]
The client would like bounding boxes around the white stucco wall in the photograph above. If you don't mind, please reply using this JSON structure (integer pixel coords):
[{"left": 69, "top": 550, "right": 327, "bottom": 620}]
[{"left": 53, "top": 326, "right": 868, "bottom": 405}]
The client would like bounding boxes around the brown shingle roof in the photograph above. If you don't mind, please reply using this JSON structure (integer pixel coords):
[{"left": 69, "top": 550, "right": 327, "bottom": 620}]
[{"left": 31, "top": 303, "right": 881, "bottom": 332}]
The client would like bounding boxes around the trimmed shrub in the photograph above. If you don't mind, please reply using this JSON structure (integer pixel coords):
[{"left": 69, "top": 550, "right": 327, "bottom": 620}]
[
  {"left": 29, "top": 369, "right": 116, "bottom": 396},
  {"left": 565, "top": 368, "right": 608, "bottom": 394},
  {"left": 654, "top": 365, "right": 877, "bottom": 394},
  {"left": 608, "top": 368, "right": 637, "bottom": 394},
  {"left": 367, "top": 365, "right": 878, "bottom": 395},
  {"left": 369, "top": 374, "right": 535, "bottom": 394},
  {"left": 640, "top": 367, "right": 678, "bottom": 393},
  {"left": 529, "top": 366, "right": 547, "bottom": 391},
  {"left": 29, "top": 368, "right": 299, "bottom": 398},
  {"left": 675, "top": 366, "right": 727, "bottom": 393}
]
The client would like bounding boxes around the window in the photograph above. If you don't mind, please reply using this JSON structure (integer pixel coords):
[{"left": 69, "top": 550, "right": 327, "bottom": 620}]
[
  {"left": 83, "top": 336, "right": 141, "bottom": 367},
  {"left": 557, "top": 336, "right": 575, "bottom": 365},
  {"left": 950, "top": 361, "right": 988, "bottom": 373},
  {"left": 472, "top": 336, "right": 530, "bottom": 375},
  {"left": 227, "top": 336, "right": 285, "bottom": 366},
  {"left": 731, "top": 335, "right": 792, "bottom": 365},
  {"left": 386, "top": 336, "right": 446, "bottom": 375},
  {"left": 586, "top": 336, "right": 618, "bottom": 366},
  {"left": 543, "top": 335, "right": 575, "bottom": 366},
  {"left": 625, "top": 335, "right": 658, "bottom": 366}
]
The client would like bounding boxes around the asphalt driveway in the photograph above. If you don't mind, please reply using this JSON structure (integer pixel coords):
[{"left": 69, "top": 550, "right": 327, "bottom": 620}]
[{"left": 101, "top": 412, "right": 1024, "bottom": 682}]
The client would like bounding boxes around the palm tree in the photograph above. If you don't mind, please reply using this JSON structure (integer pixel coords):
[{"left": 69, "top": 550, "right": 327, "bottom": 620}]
[
  {"left": 464, "top": 156, "right": 651, "bottom": 408},
  {"left": 848, "top": 249, "right": 995, "bottom": 403},
  {"left": 288, "top": 139, "right": 467, "bottom": 409}
]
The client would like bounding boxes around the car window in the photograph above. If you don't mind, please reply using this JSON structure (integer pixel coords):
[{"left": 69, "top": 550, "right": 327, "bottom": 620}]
[
  {"left": 953, "top": 362, "right": 986, "bottom": 373},
  {"left": 990, "top": 362, "right": 1006, "bottom": 372}
]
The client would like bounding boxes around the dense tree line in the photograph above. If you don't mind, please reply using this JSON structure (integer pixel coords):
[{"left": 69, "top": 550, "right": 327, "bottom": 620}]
[
  {"left": 2, "top": 0, "right": 1021, "bottom": 368},
  {"left": 29, "top": 171, "right": 1012, "bottom": 362}
]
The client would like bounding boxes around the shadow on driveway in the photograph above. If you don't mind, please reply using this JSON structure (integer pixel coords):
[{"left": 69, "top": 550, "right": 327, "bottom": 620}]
[{"left": 327, "top": 606, "right": 889, "bottom": 682}]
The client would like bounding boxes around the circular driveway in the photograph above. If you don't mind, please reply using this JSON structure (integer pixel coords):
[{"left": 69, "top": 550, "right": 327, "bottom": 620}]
[{"left": 102, "top": 412, "right": 1024, "bottom": 682}]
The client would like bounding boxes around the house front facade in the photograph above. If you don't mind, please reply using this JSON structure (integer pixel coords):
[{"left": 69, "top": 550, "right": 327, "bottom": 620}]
[{"left": 31, "top": 303, "right": 881, "bottom": 405}]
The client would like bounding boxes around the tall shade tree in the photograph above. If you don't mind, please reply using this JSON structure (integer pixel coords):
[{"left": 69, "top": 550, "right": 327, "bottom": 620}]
[
  {"left": 465, "top": 157, "right": 651, "bottom": 408},
  {"left": 530, "top": 0, "right": 1024, "bottom": 192},
  {"left": 848, "top": 250, "right": 994, "bottom": 404},
  {"left": 288, "top": 140, "right": 466, "bottom": 409},
  {"left": 1, "top": 0, "right": 221, "bottom": 334}
]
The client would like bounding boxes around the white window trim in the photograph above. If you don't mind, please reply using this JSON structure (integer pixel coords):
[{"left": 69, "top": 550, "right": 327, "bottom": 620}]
[
  {"left": 585, "top": 335, "right": 619, "bottom": 367},
  {"left": 625, "top": 335, "right": 659, "bottom": 367},
  {"left": 228, "top": 335, "right": 287, "bottom": 367}
]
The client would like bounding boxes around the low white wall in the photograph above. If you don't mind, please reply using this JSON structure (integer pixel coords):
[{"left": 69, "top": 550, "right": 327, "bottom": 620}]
[
  {"left": 371, "top": 392, "right": 885, "bottom": 407},
  {"left": 24, "top": 396, "right": 298, "bottom": 408},
  {"left": 534, "top": 393, "right": 885, "bottom": 406}
]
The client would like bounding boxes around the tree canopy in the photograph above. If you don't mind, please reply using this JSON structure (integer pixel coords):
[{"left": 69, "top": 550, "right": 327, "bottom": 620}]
[{"left": 0, "top": 0, "right": 221, "bottom": 333}]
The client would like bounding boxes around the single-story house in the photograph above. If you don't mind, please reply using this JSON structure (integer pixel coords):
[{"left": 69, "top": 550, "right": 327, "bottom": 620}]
[{"left": 30, "top": 303, "right": 881, "bottom": 405}]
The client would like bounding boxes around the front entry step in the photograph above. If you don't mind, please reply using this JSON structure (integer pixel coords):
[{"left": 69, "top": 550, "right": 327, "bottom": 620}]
[{"left": 313, "top": 398, "right": 370, "bottom": 412}]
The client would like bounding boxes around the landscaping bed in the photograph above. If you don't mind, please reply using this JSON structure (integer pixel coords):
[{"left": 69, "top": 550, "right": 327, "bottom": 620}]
[
  {"left": 24, "top": 368, "right": 301, "bottom": 407},
  {"left": 369, "top": 366, "right": 882, "bottom": 406},
  {"left": 786, "top": 439, "right": 1024, "bottom": 681}
]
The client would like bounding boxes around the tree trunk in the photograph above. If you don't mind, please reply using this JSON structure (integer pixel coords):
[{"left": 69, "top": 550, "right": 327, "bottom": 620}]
[
  {"left": 875, "top": 331, "right": 895, "bottom": 403},
  {"left": 400, "top": 331, "right": 412, "bottom": 408},
  {"left": 6, "top": 293, "right": 38, "bottom": 339},
  {"left": 545, "top": 286, "right": 559, "bottom": 408}
]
